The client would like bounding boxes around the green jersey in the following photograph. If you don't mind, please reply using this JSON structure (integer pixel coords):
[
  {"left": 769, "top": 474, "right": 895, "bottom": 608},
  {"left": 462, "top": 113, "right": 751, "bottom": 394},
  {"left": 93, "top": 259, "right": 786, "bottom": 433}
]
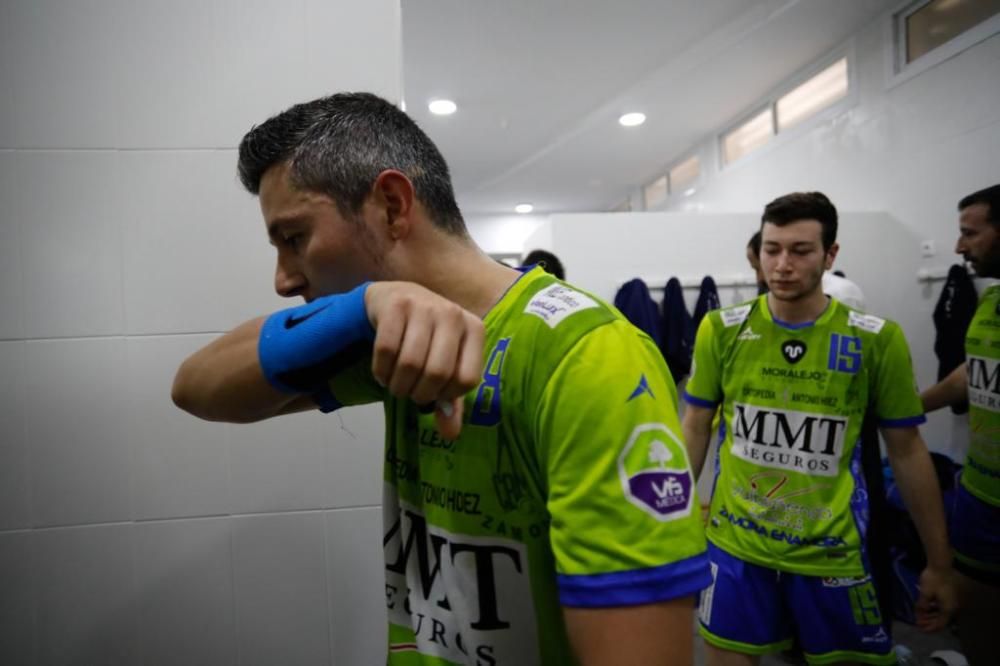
[
  {"left": 326, "top": 268, "right": 710, "bottom": 665},
  {"left": 964, "top": 284, "right": 1000, "bottom": 506},
  {"left": 684, "top": 295, "right": 925, "bottom": 577}
]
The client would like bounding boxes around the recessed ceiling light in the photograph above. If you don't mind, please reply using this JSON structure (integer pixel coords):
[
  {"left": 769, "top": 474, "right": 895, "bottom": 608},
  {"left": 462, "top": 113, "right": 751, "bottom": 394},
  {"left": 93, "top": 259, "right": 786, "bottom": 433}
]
[
  {"left": 618, "top": 112, "right": 646, "bottom": 127},
  {"left": 684, "top": 187, "right": 697, "bottom": 197},
  {"left": 428, "top": 99, "right": 457, "bottom": 115},
  {"left": 515, "top": 203, "right": 534, "bottom": 214}
]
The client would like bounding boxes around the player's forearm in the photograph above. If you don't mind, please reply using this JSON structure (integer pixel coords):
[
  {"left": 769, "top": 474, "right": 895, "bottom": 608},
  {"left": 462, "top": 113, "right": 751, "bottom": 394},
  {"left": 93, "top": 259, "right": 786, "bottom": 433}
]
[
  {"left": 172, "top": 317, "right": 299, "bottom": 423},
  {"left": 921, "top": 363, "right": 967, "bottom": 413},
  {"left": 681, "top": 408, "right": 713, "bottom": 480},
  {"left": 885, "top": 433, "right": 952, "bottom": 569}
]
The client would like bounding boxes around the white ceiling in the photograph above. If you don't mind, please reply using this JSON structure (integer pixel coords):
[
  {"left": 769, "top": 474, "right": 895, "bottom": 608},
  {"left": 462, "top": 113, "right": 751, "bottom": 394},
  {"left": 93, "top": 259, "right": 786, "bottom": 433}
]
[{"left": 402, "top": 0, "right": 901, "bottom": 218}]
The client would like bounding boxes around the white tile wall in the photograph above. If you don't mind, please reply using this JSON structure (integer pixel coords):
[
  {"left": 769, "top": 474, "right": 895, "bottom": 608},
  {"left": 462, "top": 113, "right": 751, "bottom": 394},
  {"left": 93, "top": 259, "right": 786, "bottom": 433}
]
[
  {"left": 326, "top": 404, "right": 386, "bottom": 508},
  {"left": 213, "top": 0, "right": 311, "bottom": 149},
  {"left": 5, "top": 0, "right": 122, "bottom": 148},
  {"left": 0, "top": 4, "right": 14, "bottom": 149},
  {"left": 326, "top": 507, "right": 387, "bottom": 666},
  {"left": 232, "top": 512, "right": 331, "bottom": 666},
  {"left": 115, "top": 0, "right": 225, "bottom": 148},
  {"left": 304, "top": 0, "right": 403, "bottom": 104},
  {"left": 1, "top": 0, "right": 400, "bottom": 663},
  {"left": 0, "top": 532, "right": 35, "bottom": 666},
  {"left": 33, "top": 524, "right": 138, "bottom": 666},
  {"left": 134, "top": 518, "right": 237, "bottom": 666},
  {"left": 24, "top": 338, "right": 132, "bottom": 527},
  {"left": 126, "top": 335, "right": 231, "bottom": 521},
  {"left": 119, "top": 150, "right": 283, "bottom": 335},
  {"left": 228, "top": 411, "right": 332, "bottom": 515},
  {"left": 0, "top": 152, "right": 24, "bottom": 340},
  {"left": 12, "top": 151, "right": 124, "bottom": 339},
  {"left": 0, "top": 342, "right": 30, "bottom": 530}
]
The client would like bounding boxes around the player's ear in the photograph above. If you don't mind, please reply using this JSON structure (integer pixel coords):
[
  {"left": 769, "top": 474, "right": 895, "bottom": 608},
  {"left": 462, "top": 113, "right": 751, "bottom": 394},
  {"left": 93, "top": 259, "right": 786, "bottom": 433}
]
[
  {"left": 371, "top": 170, "right": 415, "bottom": 240},
  {"left": 825, "top": 242, "right": 840, "bottom": 270}
]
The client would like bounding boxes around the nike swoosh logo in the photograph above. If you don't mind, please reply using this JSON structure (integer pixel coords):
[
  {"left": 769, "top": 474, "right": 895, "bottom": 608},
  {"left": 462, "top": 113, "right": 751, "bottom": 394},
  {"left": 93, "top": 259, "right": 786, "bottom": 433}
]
[{"left": 284, "top": 303, "right": 331, "bottom": 329}]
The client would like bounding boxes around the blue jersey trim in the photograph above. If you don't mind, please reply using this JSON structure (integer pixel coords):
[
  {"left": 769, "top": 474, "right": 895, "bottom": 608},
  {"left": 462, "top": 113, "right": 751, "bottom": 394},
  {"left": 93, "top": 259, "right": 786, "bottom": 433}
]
[
  {"left": 557, "top": 552, "right": 712, "bottom": 607},
  {"left": 683, "top": 391, "right": 719, "bottom": 409},
  {"left": 771, "top": 316, "right": 815, "bottom": 330},
  {"left": 878, "top": 415, "right": 926, "bottom": 428}
]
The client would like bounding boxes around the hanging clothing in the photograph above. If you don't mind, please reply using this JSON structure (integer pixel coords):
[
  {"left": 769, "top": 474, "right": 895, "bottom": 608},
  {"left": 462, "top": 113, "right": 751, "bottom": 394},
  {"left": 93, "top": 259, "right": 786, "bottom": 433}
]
[
  {"left": 933, "top": 264, "right": 977, "bottom": 414},
  {"left": 692, "top": 276, "right": 721, "bottom": 329},
  {"left": 613, "top": 278, "right": 663, "bottom": 349},
  {"left": 661, "top": 277, "right": 693, "bottom": 381}
]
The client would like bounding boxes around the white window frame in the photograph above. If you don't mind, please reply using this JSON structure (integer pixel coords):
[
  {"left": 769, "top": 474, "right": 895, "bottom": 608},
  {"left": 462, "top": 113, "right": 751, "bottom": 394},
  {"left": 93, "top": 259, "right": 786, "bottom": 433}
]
[
  {"left": 717, "top": 46, "right": 856, "bottom": 171},
  {"left": 667, "top": 153, "right": 702, "bottom": 199},
  {"left": 885, "top": 0, "right": 1000, "bottom": 89}
]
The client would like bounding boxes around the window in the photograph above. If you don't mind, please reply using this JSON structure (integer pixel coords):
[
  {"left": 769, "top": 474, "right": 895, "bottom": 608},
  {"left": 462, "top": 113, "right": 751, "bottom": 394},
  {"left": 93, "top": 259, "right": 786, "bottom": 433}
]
[
  {"left": 777, "top": 58, "right": 849, "bottom": 131},
  {"left": 902, "top": 0, "right": 1000, "bottom": 64},
  {"left": 722, "top": 108, "right": 774, "bottom": 165},
  {"left": 669, "top": 155, "right": 700, "bottom": 194},
  {"left": 643, "top": 175, "right": 668, "bottom": 210}
]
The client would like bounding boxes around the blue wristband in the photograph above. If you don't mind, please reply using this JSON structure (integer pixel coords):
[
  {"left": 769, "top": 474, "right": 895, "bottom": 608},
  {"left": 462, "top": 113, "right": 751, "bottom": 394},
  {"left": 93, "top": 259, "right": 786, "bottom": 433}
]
[{"left": 258, "top": 282, "right": 376, "bottom": 394}]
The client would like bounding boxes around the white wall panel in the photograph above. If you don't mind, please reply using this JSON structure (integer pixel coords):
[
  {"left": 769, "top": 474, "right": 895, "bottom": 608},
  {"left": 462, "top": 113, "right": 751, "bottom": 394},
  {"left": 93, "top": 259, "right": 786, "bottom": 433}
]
[
  {"left": 119, "top": 150, "right": 280, "bottom": 335},
  {"left": 115, "top": 0, "right": 225, "bottom": 148},
  {"left": 232, "top": 513, "right": 330, "bottom": 666},
  {"left": 33, "top": 525, "right": 138, "bottom": 666},
  {"left": 228, "top": 411, "right": 331, "bottom": 515},
  {"left": 0, "top": 342, "right": 30, "bottom": 530},
  {"left": 304, "top": 0, "right": 402, "bottom": 104},
  {"left": 0, "top": 3, "right": 15, "bottom": 149},
  {"left": 0, "top": 532, "right": 35, "bottom": 666},
  {"left": 326, "top": 507, "right": 386, "bottom": 666},
  {"left": 24, "top": 338, "right": 132, "bottom": 527},
  {"left": 325, "top": 404, "right": 386, "bottom": 509},
  {"left": 0, "top": 151, "right": 24, "bottom": 340},
  {"left": 134, "top": 518, "right": 237, "bottom": 666},
  {"left": 13, "top": 151, "right": 123, "bottom": 339},
  {"left": 126, "top": 335, "right": 231, "bottom": 521},
  {"left": 5, "top": 0, "right": 122, "bottom": 148}
]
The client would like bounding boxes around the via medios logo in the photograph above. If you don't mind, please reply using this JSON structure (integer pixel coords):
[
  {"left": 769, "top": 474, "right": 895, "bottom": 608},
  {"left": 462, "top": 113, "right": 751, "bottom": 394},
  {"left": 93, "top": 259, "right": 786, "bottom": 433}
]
[{"left": 781, "top": 340, "right": 807, "bottom": 364}]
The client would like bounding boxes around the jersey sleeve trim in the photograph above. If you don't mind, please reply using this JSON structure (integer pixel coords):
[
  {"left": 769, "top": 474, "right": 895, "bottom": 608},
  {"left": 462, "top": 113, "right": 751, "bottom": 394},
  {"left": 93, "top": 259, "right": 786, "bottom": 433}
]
[
  {"left": 556, "top": 552, "right": 712, "bottom": 607},
  {"left": 878, "top": 415, "right": 926, "bottom": 428},
  {"left": 683, "top": 391, "right": 719, "bottom": 409}
]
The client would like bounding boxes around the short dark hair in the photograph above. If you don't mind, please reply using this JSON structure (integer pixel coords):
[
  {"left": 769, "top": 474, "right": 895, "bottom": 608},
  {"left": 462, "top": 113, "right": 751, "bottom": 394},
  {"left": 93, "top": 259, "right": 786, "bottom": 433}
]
[
  {"left": 238, "top": 92, "right": 467, "bottom": 236},
  {"left": 958, "top": 184, "right": 1000, "bottom": 226},
  {"left": 761, "top": 191, "right": 838, "bottom": 250},
  {"left": 522, "top": 249, "right": 565, "bottom": 280},
  {"left": 747, "top": 231, "right": 762, "bottom": 258}
]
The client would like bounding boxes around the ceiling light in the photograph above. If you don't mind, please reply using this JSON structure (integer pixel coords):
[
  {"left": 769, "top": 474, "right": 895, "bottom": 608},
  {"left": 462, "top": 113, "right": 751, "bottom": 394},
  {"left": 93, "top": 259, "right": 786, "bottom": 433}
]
[
  {"left": 515, "top": 203, "right": 534, "bottom": 214},
  {"left": 428, "top": 99, "right": 457, "bottom": 115},
  {"left": 618, "top": 112, "right": 646, "bottom": 127}
]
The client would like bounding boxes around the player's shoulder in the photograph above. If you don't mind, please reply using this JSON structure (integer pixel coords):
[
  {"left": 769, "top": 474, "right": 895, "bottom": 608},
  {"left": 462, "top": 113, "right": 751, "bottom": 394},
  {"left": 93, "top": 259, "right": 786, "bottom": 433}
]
[
  {"left": 516, "top": 274, "right": 620, "bottom": 335},
  {"left": 835, "top": 302, "right": 893, "bottom": 333},
  {"left": 700, "top": 296, "right": 761, "bottom": 336}
]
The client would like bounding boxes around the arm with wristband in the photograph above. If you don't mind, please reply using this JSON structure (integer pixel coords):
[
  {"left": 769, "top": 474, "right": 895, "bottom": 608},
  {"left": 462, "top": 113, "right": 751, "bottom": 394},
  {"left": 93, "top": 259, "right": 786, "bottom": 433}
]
[{"left": 173, "top": 281, "right": 485, "bottom": 437}]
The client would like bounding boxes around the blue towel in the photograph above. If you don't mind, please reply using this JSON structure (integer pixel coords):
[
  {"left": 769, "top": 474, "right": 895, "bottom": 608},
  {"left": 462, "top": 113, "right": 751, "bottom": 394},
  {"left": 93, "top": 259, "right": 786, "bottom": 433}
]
[
  {"left": 661, "top": 277, "right": 693, "bottom": 381},
  {"left": 613, "top": 279, "right": 663, "bottom": 348},
  {"left": 692, "top": 276, "right": 721, "bottom": 329}
]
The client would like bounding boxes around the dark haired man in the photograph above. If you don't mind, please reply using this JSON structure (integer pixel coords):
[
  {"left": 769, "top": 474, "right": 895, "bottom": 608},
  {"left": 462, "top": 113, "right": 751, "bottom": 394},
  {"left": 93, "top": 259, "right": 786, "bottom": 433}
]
[
  {"left": 682, "top": 191, "right": 955, "bottom": 665},
  {"left": 172, "top": 92, "right": 709, "bottom": 665},
  {"left": 522, "top": 248, "right": 566, "bottom": 280},
  {"left": 921, "top": 183, "right": 1000, "bottom": 665}
]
